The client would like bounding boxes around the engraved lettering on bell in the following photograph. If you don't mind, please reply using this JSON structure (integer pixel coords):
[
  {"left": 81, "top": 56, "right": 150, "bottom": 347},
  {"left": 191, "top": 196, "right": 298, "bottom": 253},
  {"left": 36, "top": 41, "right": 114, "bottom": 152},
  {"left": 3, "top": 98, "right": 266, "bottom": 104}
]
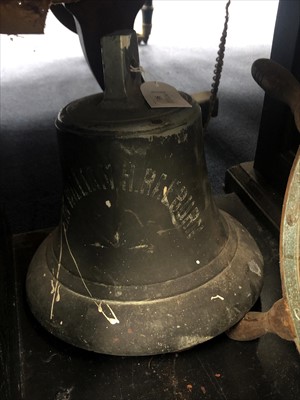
[{"left": 62, "top": 162, "right": 204, "bottom": 240}]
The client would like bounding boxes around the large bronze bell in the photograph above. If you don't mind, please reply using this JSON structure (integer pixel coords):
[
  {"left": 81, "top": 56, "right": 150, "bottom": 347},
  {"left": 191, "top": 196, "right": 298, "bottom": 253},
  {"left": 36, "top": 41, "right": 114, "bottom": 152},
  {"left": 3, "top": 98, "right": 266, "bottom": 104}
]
[{"left": 26, "top": 30, "right": 264, "bottom": 356}]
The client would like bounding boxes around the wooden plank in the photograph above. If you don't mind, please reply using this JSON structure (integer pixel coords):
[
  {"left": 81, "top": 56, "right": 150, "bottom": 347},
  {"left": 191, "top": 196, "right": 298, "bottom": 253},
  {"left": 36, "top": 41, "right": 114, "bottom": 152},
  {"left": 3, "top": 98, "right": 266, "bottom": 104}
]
[{"left": 224, "top": 161, "right": 283, "bottom": 232}]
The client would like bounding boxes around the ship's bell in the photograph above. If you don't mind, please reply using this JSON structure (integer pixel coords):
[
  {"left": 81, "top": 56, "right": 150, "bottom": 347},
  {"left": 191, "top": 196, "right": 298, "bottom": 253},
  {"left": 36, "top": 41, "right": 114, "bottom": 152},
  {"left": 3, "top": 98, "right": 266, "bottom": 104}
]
[{"left": 26, "top": 30, "right": 264, "bottom": 356}]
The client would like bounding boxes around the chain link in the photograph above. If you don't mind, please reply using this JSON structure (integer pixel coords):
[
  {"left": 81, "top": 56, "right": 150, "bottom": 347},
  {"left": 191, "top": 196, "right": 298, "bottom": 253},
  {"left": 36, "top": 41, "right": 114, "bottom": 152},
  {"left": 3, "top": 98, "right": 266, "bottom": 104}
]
[{"left": 204, "top": 0, "right": 231, "bottom": 131}]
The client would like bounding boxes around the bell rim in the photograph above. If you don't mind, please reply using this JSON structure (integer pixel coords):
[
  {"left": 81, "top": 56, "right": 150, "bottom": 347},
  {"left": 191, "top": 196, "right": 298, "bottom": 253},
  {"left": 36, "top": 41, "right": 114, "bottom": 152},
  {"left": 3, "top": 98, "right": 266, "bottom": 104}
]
[
  {"left": 42, "top": 211, "right": 256, "bottom": 302},
  {"left": 26, "top": 210, "right": 264, "bottom": 356}
]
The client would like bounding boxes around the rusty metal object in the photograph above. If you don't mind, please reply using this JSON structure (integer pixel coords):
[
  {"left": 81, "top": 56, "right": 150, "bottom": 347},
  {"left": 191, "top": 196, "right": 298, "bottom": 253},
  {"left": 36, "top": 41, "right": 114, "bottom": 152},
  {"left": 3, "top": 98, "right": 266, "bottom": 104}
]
[
  {"left": 0, "top": 0, "right": 79, "bottom": 34},
  {"left": 0, "top": 1, "right": 143, "bottom": 36},
  {"left": 0, "top": 0, "right": 50, "bottom": 34},
  {"left": 227, "top": 298, "right": 296, "bottom": 342},
  {"left": 227, "top": 59, "right": 300, "bottom": 353}
]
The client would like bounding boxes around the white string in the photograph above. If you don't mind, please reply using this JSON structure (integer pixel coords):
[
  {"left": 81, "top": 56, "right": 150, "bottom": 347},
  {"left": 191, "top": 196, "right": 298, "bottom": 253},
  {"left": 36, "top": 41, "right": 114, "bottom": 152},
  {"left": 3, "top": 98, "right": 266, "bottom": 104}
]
[
  {"left": 129, "top": 65, "right": 145, "bottom": 73},
  {"left": 129, "top": 64, "right": 159, "bottom": 86}
]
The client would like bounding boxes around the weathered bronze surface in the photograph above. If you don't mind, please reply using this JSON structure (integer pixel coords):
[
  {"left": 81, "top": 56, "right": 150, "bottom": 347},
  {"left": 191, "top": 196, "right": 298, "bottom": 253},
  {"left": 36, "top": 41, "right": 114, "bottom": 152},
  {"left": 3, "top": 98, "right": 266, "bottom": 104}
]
[
  {"left": 26, "top": 31, "right": 264, "bottom": 356},
  {"left": 280, "top": 145, "right": 300, "bottom": 352},
  {"left": 228, "top": 59, "right": 300, "bottom": 353}
]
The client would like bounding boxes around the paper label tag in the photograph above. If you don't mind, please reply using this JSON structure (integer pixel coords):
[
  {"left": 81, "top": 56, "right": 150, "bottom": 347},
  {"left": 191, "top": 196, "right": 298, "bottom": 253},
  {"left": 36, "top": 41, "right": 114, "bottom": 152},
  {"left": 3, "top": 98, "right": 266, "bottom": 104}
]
[{"left": 140, "top": 81, "right": 192, "bottom": 108}]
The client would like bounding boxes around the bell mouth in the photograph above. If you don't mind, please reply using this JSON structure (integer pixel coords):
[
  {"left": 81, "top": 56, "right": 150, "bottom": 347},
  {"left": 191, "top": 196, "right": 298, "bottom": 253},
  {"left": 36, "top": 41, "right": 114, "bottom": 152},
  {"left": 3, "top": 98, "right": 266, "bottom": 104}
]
[
  {"left": 26, "top": 210, "right": 263, "bottom": 356},
  {"left": 45, "top": 211, "right": 232, "bottom": 302}
]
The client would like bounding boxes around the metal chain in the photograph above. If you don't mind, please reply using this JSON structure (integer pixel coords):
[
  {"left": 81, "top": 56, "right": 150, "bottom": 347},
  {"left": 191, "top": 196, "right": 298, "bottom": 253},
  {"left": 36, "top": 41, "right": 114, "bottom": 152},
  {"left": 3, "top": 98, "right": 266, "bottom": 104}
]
[{"left": 204, "top": 0, "right": 231, "bottom": 131}]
